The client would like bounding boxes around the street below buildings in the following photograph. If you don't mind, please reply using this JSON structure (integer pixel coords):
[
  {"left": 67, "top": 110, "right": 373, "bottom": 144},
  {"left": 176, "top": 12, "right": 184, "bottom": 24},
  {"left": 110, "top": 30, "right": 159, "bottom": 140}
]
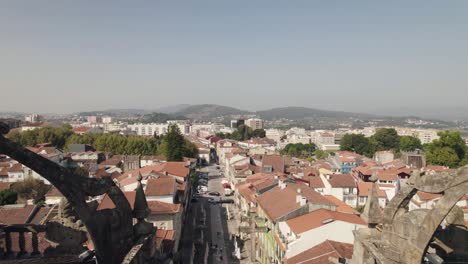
[{"left": 179, "top": 164, "right": 243, "bottom": 264}]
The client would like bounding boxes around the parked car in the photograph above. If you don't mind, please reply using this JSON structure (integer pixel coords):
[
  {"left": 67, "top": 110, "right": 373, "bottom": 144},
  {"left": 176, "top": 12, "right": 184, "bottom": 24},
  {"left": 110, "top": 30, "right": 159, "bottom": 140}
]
[
  {"left": 208, "top": 197, "right": 220, "bottom": 203},
  {"left": 197, "top": 186, "right": 208, "bottom": 193},
  {"left": 219, "top": 198, "right": 235, "bottom": 204},
  {"left": 191, "top": 198, "right": 198, "bottom": 203},
  {"left": 208, "top": 191, "right": 220, "bottom": 196}
]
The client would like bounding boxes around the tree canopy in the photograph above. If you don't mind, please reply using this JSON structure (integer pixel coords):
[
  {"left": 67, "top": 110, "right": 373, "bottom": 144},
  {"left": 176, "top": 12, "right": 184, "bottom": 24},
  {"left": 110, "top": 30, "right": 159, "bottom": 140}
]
[
  {"left": 7, "top": 124, "right": 73, "bottom": 149},
  {"left": 0, "top": 188, "right": 17, "bottom": 206},
  {"left": 399, "top": 136, "right": 422, "bottom": 152},
  {"left": 340, "top": 134, "right": 374, "bottom": 157},
  {"left": 6, "top": 124, "right": 199, "bottom": 159},
  {"left": 157, "top": 124, "right": 199, "bottom": 161},
  {"left": 280, "top": 143, "right": 316, "bottom": 158},
  {"left": 424, "top": 131, "right": 467, "bottom": 168},
  {"left": 10, "top": 178, "right": 49, "bottom": 203},
  {"left": 373, "top": 128, "right": 400, "bottom": 151}
]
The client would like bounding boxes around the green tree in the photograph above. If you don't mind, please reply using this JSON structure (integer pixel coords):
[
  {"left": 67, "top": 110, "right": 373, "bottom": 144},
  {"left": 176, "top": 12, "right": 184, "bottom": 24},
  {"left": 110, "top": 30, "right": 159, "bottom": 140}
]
[
  {"left": 372, "top": 128, "right": 400, "bottom": 151},
  {"left": 281, "top": 143, "right": 316, "bottom": 158},
  {"left": 340, "top": 134, "right": 374, "bottom": 157},
  {"left": 158, "top": 124, "right": 186, "bottom": 161},
  {"left": 399, "top": 136, "right": 422, "bottom": 152},
  {"left": 314, "top": 150, "right": 329, "bottom": 159},
  {"left": 0, "top": 188, "right": 17, "bottom": 205},
  {"left": 251, "top": 129, "right": 266, "bottom": 138},
  {"left": 424, "top": 131, "right": 467, "bottom": 168},
  {"left": 426, "top": 147, "right": 460, "bottom": 168},
  {"left": 11, "top": 178, "right": 49, "bottom": 203}
]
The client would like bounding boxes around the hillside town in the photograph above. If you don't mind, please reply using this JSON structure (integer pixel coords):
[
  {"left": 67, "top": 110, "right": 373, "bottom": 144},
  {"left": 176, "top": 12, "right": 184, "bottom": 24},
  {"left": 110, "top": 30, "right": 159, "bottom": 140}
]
[{"left": 1, "top": 114, "right": 467, "bottom": 263}]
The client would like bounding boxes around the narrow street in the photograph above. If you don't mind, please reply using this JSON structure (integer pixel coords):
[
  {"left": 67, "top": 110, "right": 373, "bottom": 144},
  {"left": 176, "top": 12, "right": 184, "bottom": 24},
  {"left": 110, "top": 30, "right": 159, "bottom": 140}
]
[{"left": 180, "top": 164, "right": 241, "bottom": 264}]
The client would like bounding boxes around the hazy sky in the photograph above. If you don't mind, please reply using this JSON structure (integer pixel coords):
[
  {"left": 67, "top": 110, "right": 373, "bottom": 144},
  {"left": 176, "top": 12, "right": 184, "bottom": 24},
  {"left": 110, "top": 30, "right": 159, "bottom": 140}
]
[{"left": 1, "top": 1, "right": 467, "bottom": 115}]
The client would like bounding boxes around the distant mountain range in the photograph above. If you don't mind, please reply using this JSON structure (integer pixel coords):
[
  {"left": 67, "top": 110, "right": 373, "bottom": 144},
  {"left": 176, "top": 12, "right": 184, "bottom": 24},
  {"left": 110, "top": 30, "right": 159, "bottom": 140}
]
[{"left": 3, "top": 104, "right": 466, "bottom": 128}]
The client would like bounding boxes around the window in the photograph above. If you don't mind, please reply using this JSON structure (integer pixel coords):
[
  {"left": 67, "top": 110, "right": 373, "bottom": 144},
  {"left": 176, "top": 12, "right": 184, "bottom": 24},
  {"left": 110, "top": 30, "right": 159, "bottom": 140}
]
[{"left": 359, "top": 197, "right": 366, "bottom": 203}]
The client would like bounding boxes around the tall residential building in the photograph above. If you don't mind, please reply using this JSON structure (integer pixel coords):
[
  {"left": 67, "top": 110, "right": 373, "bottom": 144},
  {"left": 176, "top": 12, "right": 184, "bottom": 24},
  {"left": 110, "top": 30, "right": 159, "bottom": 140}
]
[{"left": 245, "top": 118, "right": 263, "bottom": 130}]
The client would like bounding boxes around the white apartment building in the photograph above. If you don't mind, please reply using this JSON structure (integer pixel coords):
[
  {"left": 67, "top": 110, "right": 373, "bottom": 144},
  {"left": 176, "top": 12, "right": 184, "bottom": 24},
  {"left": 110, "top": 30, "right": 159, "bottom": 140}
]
[
  {"left": 265, "top": 129, "right": 285, "bottom": 142},
  {"left": 24, "top": 114, "right": 42, "bottom": 123},
  {"left": 128, "top": 123, "right": 192, "bottom": 136}
]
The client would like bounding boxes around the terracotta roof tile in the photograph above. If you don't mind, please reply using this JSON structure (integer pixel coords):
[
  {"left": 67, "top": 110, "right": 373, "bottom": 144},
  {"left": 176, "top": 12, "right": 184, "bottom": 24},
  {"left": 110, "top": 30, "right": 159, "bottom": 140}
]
[
  {"left": 97, "top": 192, "right": 136, "bottom": 211},
  {"left": 145, "top": 177, "right": 176, "bottom": 196},
  {"left": 0, "top": 205, "right": 36, "bottom": 224},
  {"left": 0, "top": 182, "right": 11, "bottom": 192},
  {"left": 256, "top": 183, "right": 334, "bottom": 222},
  {"left": 262, "top": 155, "right": 285, "bottom": 173},
  {"left": 147, "top": 201, "right": 181, "bottom": 215},
  {"left": 285, "top": 240, "right": 353, "bottom": 264},
  {"left": 357, "top": 182, "right": 387, "bottom": 198},
  {"left": 286, "top": 208, "right": 365, "bottom": 235},
  {"left": 155, "top": 229, "right": 175, "bottom": 253},
  {"left": 416, "top": 191, "right": 442, "bottom": 201},
  {"left": 328, "top": 174, "right": 356, "bottom": 188},
  {"left": 46, "top": 186, "right": 64, "bottom": 197},
  {"left": 8, "top": 163, "right": 23, "bottom": 172}
]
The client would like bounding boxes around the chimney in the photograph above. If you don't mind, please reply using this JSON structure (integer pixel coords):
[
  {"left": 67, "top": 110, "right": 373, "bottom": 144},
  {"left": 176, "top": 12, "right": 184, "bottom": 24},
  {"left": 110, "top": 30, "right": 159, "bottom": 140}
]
[
  {"left": 279, "top": 179, "right": 286, "bottom": 190},
  {"left": 300, "top": 197, "right": 307, "bottom": 206},
  {"left": 296, "top": 188, "right": 302, "bottom": 203}
]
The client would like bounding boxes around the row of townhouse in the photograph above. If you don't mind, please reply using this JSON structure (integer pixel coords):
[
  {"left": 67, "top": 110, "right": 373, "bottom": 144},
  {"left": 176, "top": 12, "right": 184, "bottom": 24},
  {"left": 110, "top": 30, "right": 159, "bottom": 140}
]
[{"left": 233, "top": 172, "right": 369, "bottom": 264}]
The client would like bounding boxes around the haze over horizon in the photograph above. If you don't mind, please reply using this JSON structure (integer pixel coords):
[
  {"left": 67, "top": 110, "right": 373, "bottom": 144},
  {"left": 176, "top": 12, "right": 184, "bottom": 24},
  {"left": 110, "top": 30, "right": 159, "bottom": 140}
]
[{"left": 1, "top": 1, "right": 467, "bottom": 118}]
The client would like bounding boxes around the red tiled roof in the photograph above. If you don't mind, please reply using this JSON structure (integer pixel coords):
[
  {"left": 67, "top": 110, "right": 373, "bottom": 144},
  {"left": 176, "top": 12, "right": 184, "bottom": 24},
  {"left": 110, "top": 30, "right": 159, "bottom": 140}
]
[
  {"left": 416, "top": 191, "right": 442, "bottom": 201},
  {"left": 262, "top": 155, "right": 285, "bottom": 173},
  {"left": 155, "top": 229, "right": 175, "bottom": 253},
  {"left": 357, "top": 182, "right": 387, "bottom": 198},
  {"left": 286, "top": 208, "right": 365, "bottom": 235},
  {"left": 73, "top": 126, "right": 90, "bottom": 133},
  {"left": 147, "top": 201, "right": 181, "bottom": 215},
  {"left": 285, "top": 240, "right": 353, "bottom": 264},
  {"left": 0, "top": 168, "right": 9, "bottom": 176},
  {"left": 256, "top": 183, "right": 334, "bottom": 222},
  {"left": 328, "top": 174, "right": 356, "bottom": 188},
  {"left": 94, "top": 169, "right": 110, "bottom": 178},
  {"left": 423, "top": 165, "right": 450, "bottom": 172},
  {"left": 46, "top": 186, "right": 64, "bottom": 197},
  {"left": 308, "top": 176, "right": 325, "bottom": 189},
  {"left": 0, "top": 182, "right": 11, "bottom": 192},
  {"left": 0, "top": 205, "right": 36, "bottom": 224},
  {"left": 8, "top": 163, "right": 23, "bottom": 172},
  {"left": 145, "top": 177, "right": 176, "bottom": 196},
  {"left": 377, "top": 171, "right": 397, "bottom": 182},
  {"left": 238, "top": 184, "right": 257, "bottom": 203},
  {"left": 97, "top": 192, "right": 136, "bottom": 211},
  {"left": 111, "top": 171, "right": 122, "bottom": 179}
]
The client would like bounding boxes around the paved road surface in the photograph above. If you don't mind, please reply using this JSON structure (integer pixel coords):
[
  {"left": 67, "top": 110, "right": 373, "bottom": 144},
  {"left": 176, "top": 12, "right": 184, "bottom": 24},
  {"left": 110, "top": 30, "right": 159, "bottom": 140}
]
[{"left": 180, "top": 164, "right": 238, "bottom": 264}]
